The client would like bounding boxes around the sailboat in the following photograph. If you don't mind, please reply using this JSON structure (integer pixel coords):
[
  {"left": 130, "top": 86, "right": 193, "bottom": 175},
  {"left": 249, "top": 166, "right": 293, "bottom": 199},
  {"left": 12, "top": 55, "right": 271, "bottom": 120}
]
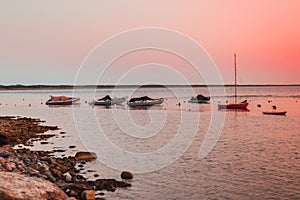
[{"left": 218, "top": 54, "right": 248, "bottom": 110}]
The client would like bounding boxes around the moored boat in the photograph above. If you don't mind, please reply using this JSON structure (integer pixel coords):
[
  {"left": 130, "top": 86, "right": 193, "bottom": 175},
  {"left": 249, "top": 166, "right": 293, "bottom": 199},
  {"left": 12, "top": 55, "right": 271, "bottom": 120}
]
[
  {"left": 262, "top": 111, "right": 287, "bottom": 116},
  {"left": 218, "top": 54, "right": 248, "bottom": 110},
  {"left": 127, "top": 96, "right": 164, "bottom": 107},
  {"left": 90, "top": 95, "right": 127, "bottom": 106},
  {"left": 189, "top": 94, "right": 210, "bottom": 103},
  {"left": 46, "top": 96, "right": 80, "bottom": 105},
  {"left": 218, "top": 102, "right": 248, "bottom": 110}
]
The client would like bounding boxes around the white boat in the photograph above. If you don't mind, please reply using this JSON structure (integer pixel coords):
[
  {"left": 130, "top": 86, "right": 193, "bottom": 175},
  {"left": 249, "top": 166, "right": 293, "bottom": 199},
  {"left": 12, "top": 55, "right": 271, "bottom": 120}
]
[
  {"left": 46, "top": 96, "right": 80, "bottom": 105},
  {"left": 127, "top": 96, "right": 164, "bottom": 107},
  {"left": 189, "top": 94, "right": 210, "bottom": 104},
  {"left": 90, "top": 95, "right": 127, "bottom": 106}
]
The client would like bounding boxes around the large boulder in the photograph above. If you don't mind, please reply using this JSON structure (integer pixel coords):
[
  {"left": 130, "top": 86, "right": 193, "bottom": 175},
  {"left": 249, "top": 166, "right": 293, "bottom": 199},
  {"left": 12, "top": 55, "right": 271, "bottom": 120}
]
[
  {"left": 0, "top": 172, "right": 69, "bottom": 200},
  {"left": 75, "top": 152, "right": 97, "bottom": 161}
]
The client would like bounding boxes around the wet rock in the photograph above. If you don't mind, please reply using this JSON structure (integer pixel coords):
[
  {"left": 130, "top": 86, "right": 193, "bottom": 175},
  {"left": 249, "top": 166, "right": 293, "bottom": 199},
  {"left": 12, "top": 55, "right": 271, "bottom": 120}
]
[
  {"left": 43, "top": 170, "right": 56, "bottom": 182},
  {"left": 78, "top": 164, "right": 84, "bottom": 168},
  {"left": 0, "top": 172, "right": 68, "bottom": 200},
  {"left": 40, "top": 141, "right": 49, "bottom": 145},
  {"left": 51, "top": 168, "right": 63, "bottom": 179},
  {"left": 0, "top": 134, "right": 9, "bottom": 146},
  {"left": 0, "top": 150, "right": 11, "bottom": 158},
  {"left": 94, "top": 174, "right": 99, "bottom": 178},
  {"left": 75, "top": 152, "right": 97, "bottom": 161},
  {"left": 91, "top": 179, "right": 131, "bottom": 191},
  {"left": 48, "top": 126, "right": 59, "bottom": 130},
  {"left": 28, "top": 167, "right": 39, "bottom": 176},
  {"left": 81, "top": 190, "right": 96, "bottom": 200},
  {"left": 58, "top": 183, "right": 92, "bottom": 199},
  {"left": 121, "top": 171, "right": 133, "bottom": 180}
]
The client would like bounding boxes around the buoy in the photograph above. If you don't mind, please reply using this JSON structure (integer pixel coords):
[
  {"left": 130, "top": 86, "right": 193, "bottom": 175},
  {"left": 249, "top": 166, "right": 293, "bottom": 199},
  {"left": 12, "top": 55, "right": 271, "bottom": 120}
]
[
  {"left": 164, "top": 108, "right": 166, "bottom": 110},
  {"left": 28, "top": 104, "right": 31, "bottom": 107}
]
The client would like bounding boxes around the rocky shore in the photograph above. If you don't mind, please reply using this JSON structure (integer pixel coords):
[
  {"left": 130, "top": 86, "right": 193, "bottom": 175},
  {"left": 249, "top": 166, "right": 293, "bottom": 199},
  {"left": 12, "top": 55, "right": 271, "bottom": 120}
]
[{"left": 0, "top": 116, "right": 132, "bottom": 200}]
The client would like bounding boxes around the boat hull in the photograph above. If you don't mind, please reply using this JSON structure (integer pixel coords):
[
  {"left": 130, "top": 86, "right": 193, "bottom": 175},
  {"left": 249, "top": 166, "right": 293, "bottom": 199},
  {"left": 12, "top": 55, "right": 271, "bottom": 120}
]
[
  {"left": 218, "top": 103, "right": 248, "bottom": 110},
  {"left": 127, "top": 98, "right": 164, "bottom": 107},
  {"left": 188, "top": 99, "right": 210, "bottom": 104},
  {"left": 46, "top": 98, "right": 80, "bottom": 105},
  {"left": 262, "top": 111, "right": 287, "bottom": 116},
  {"left": 91, "top": 98, "right": 126, "bottom": 106}
]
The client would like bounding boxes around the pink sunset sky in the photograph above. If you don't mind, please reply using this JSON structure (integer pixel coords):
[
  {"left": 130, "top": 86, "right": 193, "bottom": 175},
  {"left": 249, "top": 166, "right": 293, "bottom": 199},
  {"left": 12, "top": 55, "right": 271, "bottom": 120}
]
[{"left": 0, "top": 1, "right": 299, "bottom": 85}]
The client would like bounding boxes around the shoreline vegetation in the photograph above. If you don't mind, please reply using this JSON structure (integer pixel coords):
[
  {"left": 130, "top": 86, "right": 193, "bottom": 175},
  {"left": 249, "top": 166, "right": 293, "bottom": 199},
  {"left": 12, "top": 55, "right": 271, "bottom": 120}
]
[
  {"left": 0, "top": 116, "right": 132, "bottom": 200},
  {"left": 0, "top": 84, "right": 300, "bottom": 91}
]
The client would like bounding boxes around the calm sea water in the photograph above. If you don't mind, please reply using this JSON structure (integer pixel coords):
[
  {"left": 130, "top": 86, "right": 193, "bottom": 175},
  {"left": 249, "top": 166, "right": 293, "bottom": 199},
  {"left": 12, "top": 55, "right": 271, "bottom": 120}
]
[{"left": 0, "top": 86, "right": 299, "bottom": 199}]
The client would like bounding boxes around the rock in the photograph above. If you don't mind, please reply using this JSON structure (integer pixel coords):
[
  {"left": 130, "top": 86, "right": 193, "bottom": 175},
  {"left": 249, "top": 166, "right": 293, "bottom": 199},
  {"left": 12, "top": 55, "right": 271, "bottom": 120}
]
[
  {"left": 43, "top": 170, "right": 56, "bottom": 182},
  {"left": 78, "top": 164, "right": 84, "bottom": 168},
  {"left": 0, "top": 172, "right": 68, "bottom": 200},
  {"left": 0, "top": 150, "right": 11, "bottom": 158},
  {"left": 121, "top": 171, "right": 133, "bottom": 180},
  {"left": 91, "top": 179, "right": 131, "bottom": 191},
  {"left": 0, "top": 134, "right": 9, "bottom": 146},
  {"left": 69, "top": 145, "right": 76, "bottom": 149},
  {"left": 3, "top": 163, "right": 13, "bottom": 171},
  {"left": 40, "top": 141, "right": 49, "bottom": 145},
  {"left": 0, "top": 157, "right": 5, "bottom": 164},
  {"left": 64, "top": 172, "right": 73, "bottom": 182},
  {"left": 28, "top": 167, "right": 39, "bottom": 176},
  {"left": 81, "top": 190, "right": 95, "bottom": 200},
  {"left": 75, "top": 152, "right": 97, "bottom": 161},
  {"left": 51, "top": 168, "right": 63, "bottom": 179}
]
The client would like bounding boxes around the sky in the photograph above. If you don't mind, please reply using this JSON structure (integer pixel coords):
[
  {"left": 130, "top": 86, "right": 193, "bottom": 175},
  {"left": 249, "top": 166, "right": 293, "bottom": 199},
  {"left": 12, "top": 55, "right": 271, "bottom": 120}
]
[{"left": 0, "top": 1, "right": 299, "bottom": 85}]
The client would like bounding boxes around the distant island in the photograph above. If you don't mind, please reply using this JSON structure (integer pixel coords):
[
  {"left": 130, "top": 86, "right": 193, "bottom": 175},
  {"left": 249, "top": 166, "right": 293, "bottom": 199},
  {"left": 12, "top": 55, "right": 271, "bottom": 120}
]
[{"left": 0, "top": 84, "right": 300, "bottom": 90}]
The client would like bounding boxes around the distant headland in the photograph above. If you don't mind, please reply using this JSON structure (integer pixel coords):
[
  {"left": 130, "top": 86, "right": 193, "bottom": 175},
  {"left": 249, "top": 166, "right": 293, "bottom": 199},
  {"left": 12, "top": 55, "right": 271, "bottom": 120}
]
[{"left": 1, "top": 84, "right": 300, "bottom": 90}]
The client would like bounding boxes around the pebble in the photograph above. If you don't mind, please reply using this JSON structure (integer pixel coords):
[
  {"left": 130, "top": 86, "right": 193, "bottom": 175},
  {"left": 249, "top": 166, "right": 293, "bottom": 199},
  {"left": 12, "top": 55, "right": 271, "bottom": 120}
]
[
  {"left": 63, "top": 172, "right": 73, "bottom": 182},
  {"left": 121, "top": 171, "right": 133, "bottom": 180}
]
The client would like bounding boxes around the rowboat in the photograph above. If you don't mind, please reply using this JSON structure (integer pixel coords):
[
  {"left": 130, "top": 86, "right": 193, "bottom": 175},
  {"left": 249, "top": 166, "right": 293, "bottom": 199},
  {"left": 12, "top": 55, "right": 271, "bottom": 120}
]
[
  {"left": 90, "top": 95, "right": 127, "bottom": 106},
  {"left": 127, "top": 96, "right": 164, "bottom": 107},
  {"left": 46, "top": 96, "right": 80, "bottom": 105},
  {"left": 262, "top": 111, "right": 287, "bottom": 116}
]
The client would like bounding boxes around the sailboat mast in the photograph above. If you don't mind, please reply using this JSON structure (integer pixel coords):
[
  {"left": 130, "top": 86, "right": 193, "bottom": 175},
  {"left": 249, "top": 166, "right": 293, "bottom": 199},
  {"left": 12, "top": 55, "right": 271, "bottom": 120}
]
[{"left": 234, "top": 53, "right": 237, "bottom": 104}]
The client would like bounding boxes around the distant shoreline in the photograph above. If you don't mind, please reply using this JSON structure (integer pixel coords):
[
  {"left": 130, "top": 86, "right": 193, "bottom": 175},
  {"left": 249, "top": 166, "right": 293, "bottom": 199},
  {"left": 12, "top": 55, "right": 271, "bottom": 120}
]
[{"left": 0, "top": 84, "right": 300, "bottom": 91}]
